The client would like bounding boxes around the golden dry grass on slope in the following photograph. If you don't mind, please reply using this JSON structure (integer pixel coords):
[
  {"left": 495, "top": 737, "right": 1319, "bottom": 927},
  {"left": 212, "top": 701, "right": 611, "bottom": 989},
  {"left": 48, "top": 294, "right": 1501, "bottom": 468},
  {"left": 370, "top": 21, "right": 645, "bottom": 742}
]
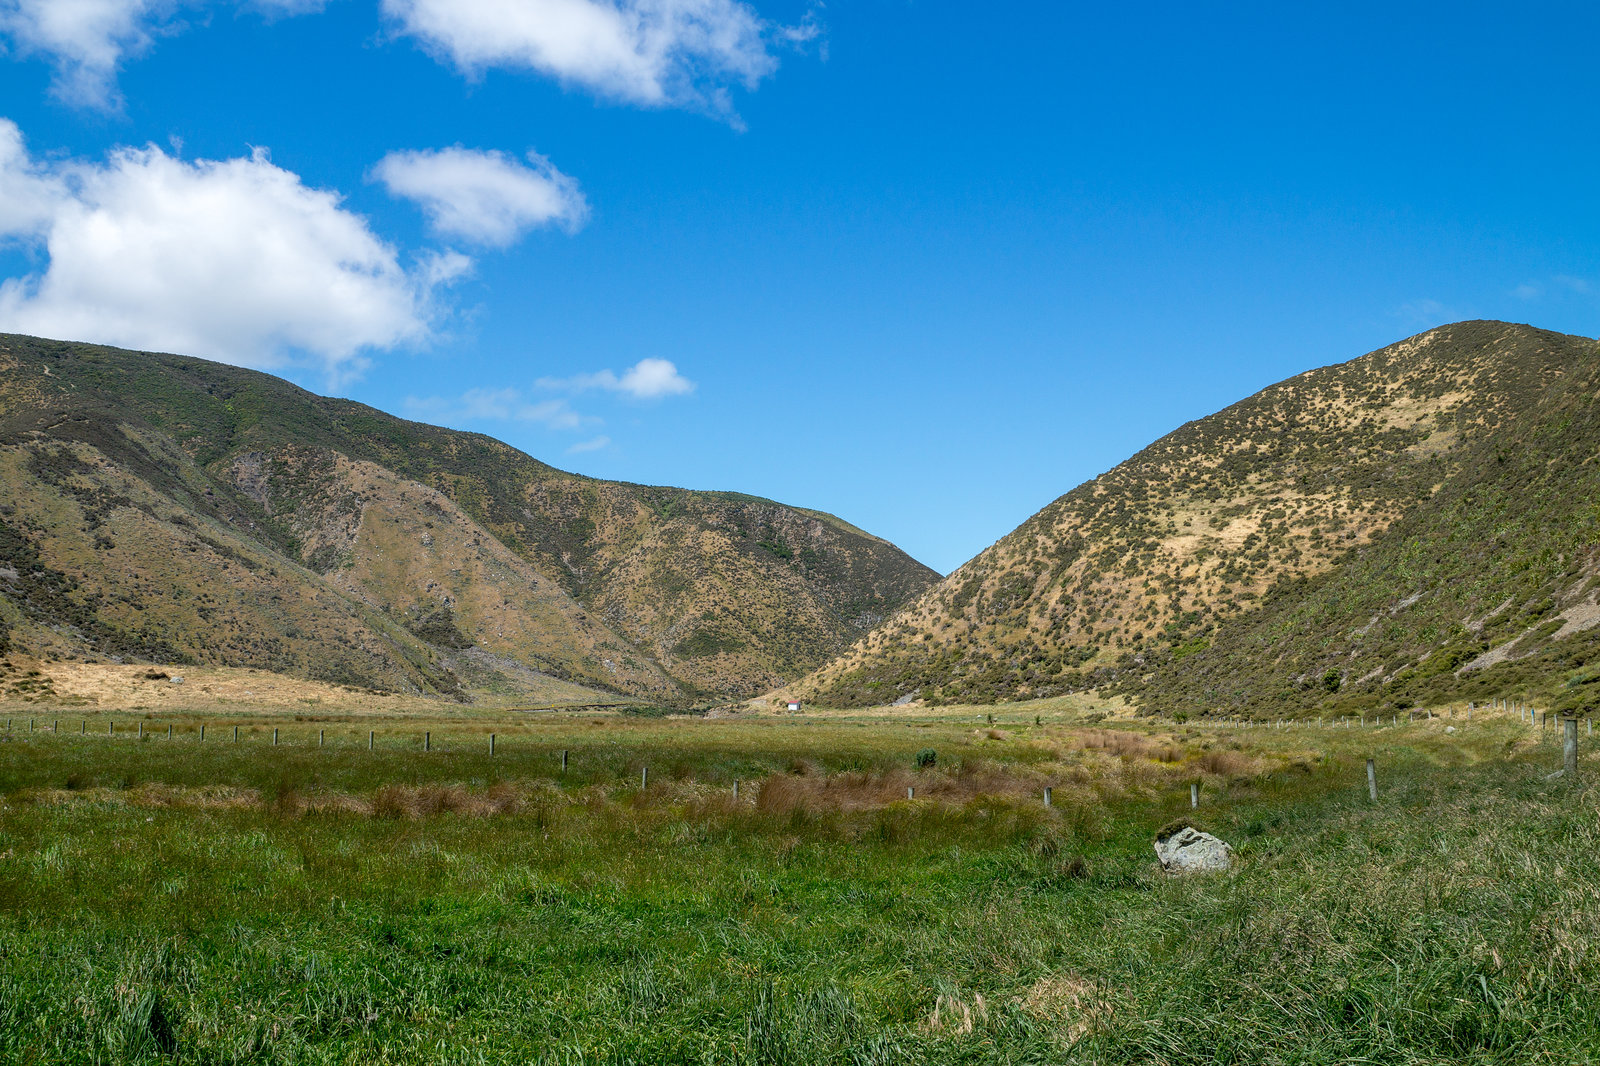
[{"left": 792, "top": 322, "right": 1595, "bottom": 708}]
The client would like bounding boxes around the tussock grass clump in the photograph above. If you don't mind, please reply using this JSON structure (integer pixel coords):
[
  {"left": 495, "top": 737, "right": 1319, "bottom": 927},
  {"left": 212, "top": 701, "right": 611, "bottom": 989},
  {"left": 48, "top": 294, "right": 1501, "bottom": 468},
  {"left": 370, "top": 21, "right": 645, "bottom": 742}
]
[{"left": 1194, "top": 747, "right": 1255, "bottom": 777}]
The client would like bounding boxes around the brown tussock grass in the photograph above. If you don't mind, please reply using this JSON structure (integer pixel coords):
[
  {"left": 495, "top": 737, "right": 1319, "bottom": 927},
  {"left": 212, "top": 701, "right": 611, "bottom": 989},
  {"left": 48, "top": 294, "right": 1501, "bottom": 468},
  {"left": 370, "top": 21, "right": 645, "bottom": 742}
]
[
  {"left": 370, "top": 783, "right": 523, "bottom": 820},
  {"left": 1073, "top": 728, "right": 1187, "bottom": 764},
  {"left": 1194, "top": 748, "right": 1255, "bottom": 777}
]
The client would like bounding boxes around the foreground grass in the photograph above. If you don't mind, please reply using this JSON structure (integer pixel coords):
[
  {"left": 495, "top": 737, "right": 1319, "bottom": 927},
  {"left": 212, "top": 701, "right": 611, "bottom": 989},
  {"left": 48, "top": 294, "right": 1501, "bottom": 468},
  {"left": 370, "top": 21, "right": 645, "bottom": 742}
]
[{"left": 0, "top": 705, "right": 1596, "bottom": 1064}]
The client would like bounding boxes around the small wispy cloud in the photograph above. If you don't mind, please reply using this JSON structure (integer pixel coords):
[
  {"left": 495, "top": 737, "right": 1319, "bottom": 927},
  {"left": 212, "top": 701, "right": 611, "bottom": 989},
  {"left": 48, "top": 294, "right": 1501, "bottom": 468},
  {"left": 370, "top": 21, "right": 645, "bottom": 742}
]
[
  {"left": 0, "top": 0, "right": 327, "bottom": 112},
  {"left": 403, "top": 387, "right": 594, "bottom": 430},
  {"left": 537, "top": 357, "right": 694, "bottom": 400},
  {"left": 381, "top": 0, "right": 785, "bottom": 122},
  {"left": 566, "top": 435, "right": 611, "bottom": 454},
  {"left": 373, "top": 146, "right": 588, "bottom": 248},
  {"left": 1394, "top": 298, "right": 1453, "bottom": 326},
  {"left": 1512, "top": 275, "right": 1594, "bottom": 304}
]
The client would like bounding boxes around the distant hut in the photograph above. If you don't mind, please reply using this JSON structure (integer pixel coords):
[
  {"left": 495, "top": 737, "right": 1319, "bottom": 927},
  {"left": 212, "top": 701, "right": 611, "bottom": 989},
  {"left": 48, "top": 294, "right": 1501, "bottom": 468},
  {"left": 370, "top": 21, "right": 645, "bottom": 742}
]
[{"left": 786, "top": 699, "right": 803, "bottom": 712}]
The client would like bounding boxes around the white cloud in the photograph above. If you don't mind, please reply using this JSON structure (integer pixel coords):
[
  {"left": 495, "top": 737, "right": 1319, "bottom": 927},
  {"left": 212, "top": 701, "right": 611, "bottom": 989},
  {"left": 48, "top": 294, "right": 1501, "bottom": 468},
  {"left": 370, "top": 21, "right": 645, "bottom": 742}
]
[
  {"left": 567, "top": 434, "right": 610, "bottom": 454},
  {"left": 374, "top": 147, "right": 588, "bottom": 247},
  {"left": 0, "top": 0, "right": 325, "bottom": 110},
  {"left": 381, "top": 0, "right": 778, "bottom": 115},
  {"left": 538, "top": 356, "right": 694, "bottom": 399},
  {"left": 403, "top": 387, "right": 593, "bottom": 430},
  {"left": 0, "top": 118, "right": 454, "bottom": 382},
  {"left": 616, "top": 356, "right": 693, "bottom": 397},
  {"left": 0, "top": 119, "right": 63, "bottom": 236}
]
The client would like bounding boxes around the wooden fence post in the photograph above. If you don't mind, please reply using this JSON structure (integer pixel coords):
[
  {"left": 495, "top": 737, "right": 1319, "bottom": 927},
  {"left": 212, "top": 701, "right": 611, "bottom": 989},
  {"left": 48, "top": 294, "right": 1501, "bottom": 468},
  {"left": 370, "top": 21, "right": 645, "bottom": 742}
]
[
  {"left": 489, "top": 733, "right": 496, "bottom": 756},
  {"left": 1191, "top": 782, "right": 1199, "bottom": 809},
  {"left": 273, "top": 727, "right": 278, "bottom": 746},
  {"left": 907, "top": 786, "right": 914, "bottom": 799},
  {"left": 138, "top": 722, "right": 143, "bottom": 739},
  {"left": 642, "top": 766, "right": 648, "bottom": 789},
  {"left": 1044, "top": 786, "right": 1052, "bottom": 807},
  {"left": 1366, "top": 758, "right": 1377, "bottom": 802},
  {"left": 425, "top": 731, "right": 431, "bottom": 752},
  {"left": 1564, "top": 717, "right": 1578, "bottom": 781},
  {"left": 561, "top": 750, "right": 568, "bottom": 774},
  {"left": 233, "top": 725, "right": 239, "bottom": 743},
  {"left": 199, "top": 724, "right": 205, "bottom": 742},
  {"left": 319, "top": 729, "right": 325, "bottom": 747},
  {"left": 369, "top": 730, "right": 374, "bottom": 751},
  {"left": 733, "top": 780, "right": 739, "bottom": 801},
  {"left": 167, "top": 724, "right": 172, "bottom": 740}
]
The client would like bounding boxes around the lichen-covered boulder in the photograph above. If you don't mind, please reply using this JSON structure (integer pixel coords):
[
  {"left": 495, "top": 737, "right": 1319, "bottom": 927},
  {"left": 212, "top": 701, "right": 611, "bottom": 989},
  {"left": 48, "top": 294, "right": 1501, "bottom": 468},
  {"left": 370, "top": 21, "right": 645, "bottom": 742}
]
[{"left": 1154, "top": 826, "right": 1232, "bottom": 874}]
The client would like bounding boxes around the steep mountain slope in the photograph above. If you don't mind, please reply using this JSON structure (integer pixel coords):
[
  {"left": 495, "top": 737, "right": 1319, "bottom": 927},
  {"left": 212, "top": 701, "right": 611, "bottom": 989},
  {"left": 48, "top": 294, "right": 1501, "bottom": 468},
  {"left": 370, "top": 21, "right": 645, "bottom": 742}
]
[
  {"left": 0, "top": 335, "right": 938, "bottom": 702},
  {"left": 790, "top": 321, "right": 1600, "bottom": 714}
]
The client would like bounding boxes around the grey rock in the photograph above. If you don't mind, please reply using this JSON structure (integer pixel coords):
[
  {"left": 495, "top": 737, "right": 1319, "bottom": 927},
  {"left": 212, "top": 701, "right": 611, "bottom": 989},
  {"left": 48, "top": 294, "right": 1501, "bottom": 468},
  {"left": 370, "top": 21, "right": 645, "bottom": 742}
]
[
  {"left": 1154, "top": 827, "right": 1232, "bottom": 874},
  {"left": 168, "top": 675, "right": 185, "bottom": 685}
]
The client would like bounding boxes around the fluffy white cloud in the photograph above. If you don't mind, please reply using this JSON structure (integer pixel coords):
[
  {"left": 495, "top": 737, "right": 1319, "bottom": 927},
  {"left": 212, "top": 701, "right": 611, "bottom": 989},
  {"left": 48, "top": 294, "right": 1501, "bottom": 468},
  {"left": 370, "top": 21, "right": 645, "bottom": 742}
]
[
  {"left": 0, "top": 119, "right": 457, "bottom": 381},
  {"left": 374, "top": 147, "right": 587, "bottom": 247},
  {"left": 539, "top": 356, "right": 694, "bottom": 399},
  {"left": 382, "top": 0, "right": 778, "bottom": 114},
  {"left": 0, "top": 0, "right": 324, "bottom": 109},
  {"left": 0, "top": 119, "right": 63, "bottom": 236},
  {"left": 614, "top": 356, "right": 693, "bottom": 397}
]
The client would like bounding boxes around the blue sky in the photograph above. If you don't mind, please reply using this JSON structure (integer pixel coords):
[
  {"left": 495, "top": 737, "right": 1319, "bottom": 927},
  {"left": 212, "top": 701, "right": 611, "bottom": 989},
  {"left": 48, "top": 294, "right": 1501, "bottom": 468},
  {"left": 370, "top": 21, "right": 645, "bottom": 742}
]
[{"left": 0, "top": 1, "right": 1596, "bottom": 574}]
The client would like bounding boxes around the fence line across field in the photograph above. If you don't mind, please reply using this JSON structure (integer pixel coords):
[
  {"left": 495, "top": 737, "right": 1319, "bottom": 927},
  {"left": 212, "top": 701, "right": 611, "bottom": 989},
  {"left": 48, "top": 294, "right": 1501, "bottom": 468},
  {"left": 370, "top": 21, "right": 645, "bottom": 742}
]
[
  {"left": 6, "top": 707, "right": 1596, "bottom": 748},
  {"left": 5, "top": 709, "right": 1589, "bottom": 795}
]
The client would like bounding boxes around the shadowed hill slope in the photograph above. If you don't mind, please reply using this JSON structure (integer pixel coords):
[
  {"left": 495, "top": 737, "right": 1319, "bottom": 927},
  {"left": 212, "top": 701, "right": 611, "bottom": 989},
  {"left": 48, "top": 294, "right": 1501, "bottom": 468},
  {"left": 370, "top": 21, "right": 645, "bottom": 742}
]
[
  {"left": 789, "top": 321, "right": 1600, "bottom": 715},
  {"left": 0, "top": 335, "right": 938, "bottom": 703}
]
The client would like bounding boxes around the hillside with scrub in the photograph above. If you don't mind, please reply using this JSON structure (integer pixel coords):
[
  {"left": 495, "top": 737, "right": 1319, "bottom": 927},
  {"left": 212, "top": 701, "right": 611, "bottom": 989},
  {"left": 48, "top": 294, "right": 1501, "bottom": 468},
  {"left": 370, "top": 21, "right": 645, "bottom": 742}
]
[
  {"left": 0, "top": 335, "right": 938, "bottom": 705},
  {"left": 789, "top": 321, "right": 1600, "bottom": 716}
]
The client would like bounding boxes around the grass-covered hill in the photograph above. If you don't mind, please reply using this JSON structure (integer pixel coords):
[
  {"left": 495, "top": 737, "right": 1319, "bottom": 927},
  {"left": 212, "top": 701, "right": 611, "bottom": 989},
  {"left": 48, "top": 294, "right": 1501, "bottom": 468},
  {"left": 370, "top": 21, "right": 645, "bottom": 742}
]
[
  {"left": 791, "top": 321, "right": 1600, "bottom": 715},
  {"left": 0, "top": 335, "right": 938, "bottom": 703}
]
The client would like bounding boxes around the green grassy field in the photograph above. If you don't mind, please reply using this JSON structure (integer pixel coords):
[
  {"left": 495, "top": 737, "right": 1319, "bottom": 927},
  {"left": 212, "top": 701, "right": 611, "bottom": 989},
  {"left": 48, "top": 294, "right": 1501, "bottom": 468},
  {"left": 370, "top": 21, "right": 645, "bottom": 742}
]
[{"left": 0, "top": 699, "right": 1596, "bottom": 1064}]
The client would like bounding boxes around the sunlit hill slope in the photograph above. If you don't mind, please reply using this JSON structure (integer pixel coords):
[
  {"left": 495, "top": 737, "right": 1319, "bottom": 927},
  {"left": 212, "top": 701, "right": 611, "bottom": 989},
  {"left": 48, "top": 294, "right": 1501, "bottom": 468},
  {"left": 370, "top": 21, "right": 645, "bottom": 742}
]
[
  {"left": 0, "top": 336, "right": 938, "bottom": 704},
  {"left": 791, "top": 321, "right": 1600, "bottom": 717}
]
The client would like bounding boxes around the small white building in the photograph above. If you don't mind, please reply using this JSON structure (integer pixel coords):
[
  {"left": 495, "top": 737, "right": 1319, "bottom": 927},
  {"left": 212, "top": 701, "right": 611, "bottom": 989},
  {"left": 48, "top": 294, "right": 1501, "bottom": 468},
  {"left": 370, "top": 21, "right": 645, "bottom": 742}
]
[{"left": 786, "top": 700, "right": 802, "bottom": 712}]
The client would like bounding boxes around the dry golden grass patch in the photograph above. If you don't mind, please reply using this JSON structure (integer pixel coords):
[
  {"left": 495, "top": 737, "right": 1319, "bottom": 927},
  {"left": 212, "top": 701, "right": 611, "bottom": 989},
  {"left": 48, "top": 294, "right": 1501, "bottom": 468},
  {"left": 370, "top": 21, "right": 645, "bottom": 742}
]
[
  {"left": 1017, "top": 973, "right": 1117, "bottom": 1043},
  {"left": 921, "top": 992, "right": 988, "bottom": 1036}
]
